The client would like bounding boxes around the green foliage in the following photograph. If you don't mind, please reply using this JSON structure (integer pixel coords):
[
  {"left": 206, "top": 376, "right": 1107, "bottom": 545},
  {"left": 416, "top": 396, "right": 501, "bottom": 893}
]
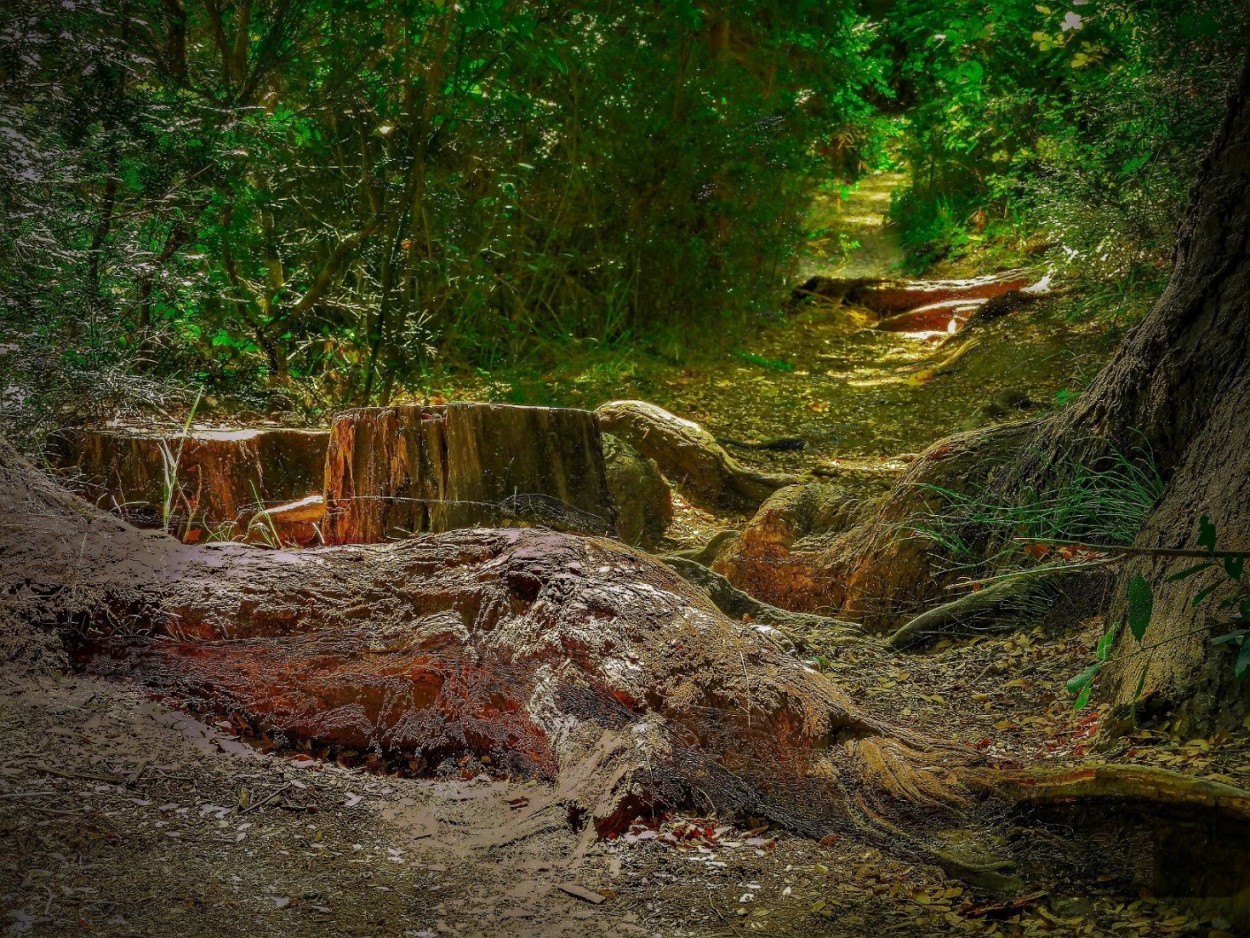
[
  {"left": 0, "top": 0, "right": 886, "bottom": 417},
  {"left": 878, "top": 0, "right": 1246, "bottom": 284},
  {"left": 912, "top": 444, "right": 1165, "bottom": 565},
  {"left": 1070, "top": 516, "right": 1250, "bottom": 710}
]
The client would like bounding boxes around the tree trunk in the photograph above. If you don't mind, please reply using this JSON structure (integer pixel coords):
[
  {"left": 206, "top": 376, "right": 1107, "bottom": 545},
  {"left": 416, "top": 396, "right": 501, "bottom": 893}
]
[
  {"left": 1044, "top": 61, "right": 1250, "bottom": 731},
  {"left": 0, "top": 438, "right": 961, "bottom": 841},
  {"left": 789, "top": 61, "right": 1250, "bottom": 731},
  {"left": 323, "top": 403, "right": 618, "bottom": 544}
]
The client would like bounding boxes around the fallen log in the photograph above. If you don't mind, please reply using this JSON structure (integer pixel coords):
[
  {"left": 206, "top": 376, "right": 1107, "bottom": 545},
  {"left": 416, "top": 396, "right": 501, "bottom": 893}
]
[
  {"left": 788, "top": 272, "right": 1034, "bottom": 316},
  {"left": 323, "top": 403, "right": 617, "bottom": 544},
  {"left": 594, "top": 400, "right": 803, "bottom": 512}
]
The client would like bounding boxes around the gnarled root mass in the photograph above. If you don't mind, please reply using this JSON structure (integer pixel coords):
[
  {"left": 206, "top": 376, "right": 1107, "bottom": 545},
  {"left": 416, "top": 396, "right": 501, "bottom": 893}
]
[
  {"left": 2, "top": 439, "right": 961, "bottom": 844},
  {"left": 595, "top": 400, "right": 804, "bottom": 512}
]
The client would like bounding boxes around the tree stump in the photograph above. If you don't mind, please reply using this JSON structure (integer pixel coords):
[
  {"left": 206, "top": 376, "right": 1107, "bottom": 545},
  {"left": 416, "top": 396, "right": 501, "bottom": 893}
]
[
  {"left": 323, "top": 403, "right": 617, "bottom": 544},
  {"left": 47, "top": 426, "right": 328, "bottom": 534}
]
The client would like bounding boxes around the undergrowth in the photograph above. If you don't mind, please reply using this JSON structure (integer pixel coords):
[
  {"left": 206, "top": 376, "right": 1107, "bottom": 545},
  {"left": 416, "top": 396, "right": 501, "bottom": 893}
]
[{"left": 910, "top": 444, "right": 1165, "bottom": 571}]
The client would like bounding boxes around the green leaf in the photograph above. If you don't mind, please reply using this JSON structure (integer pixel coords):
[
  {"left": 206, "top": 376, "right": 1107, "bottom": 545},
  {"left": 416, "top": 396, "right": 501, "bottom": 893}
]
[
  {"left": 1236, "top": 642, "right": 1250, "bottom": 681},
  {"left": 1225, "top": 555, "right": 1246, "bottom": 581},
  {"left": 1192, "top": 582, "right": 1221, "bottom": 608},
  {"left": 1126, "top": 575, "right": 1153, "bottom": 641},
  {"left": 1132, "top": 665, "right": 1148, "bottom": 702},
  {"left": 1167, "top": 561, "right": 1214, "bottom": 582},
  {"left": 1066, "top": 662, "right": 1102, "bottom": 696},
  {"left": 1074, "top": 681, "right": 1093, "bottom": 710},
  {"left": 1095, "top": 624, "right": 1118, "bottom": 662},
  {"left": 1211, "top": 630, "right": 1248, "bottom": 646},
  {"left": 1199, "top": 515, "right": 1218, "bottom": 552}
]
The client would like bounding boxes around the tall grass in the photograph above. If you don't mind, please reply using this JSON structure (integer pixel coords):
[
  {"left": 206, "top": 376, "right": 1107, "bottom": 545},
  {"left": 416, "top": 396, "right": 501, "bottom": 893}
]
[{"left": 909, "top": 444, "right": 1165, "bottom": 566}]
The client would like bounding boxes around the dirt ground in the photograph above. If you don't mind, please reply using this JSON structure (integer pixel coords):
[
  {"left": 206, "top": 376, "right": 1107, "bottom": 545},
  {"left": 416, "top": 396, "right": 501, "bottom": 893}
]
[
  {"left": 4, "top": 175, "right": 1246, "bottom": 938},
  {"left": 5, "top": 615, "right": 1246, "bottom": 938}
]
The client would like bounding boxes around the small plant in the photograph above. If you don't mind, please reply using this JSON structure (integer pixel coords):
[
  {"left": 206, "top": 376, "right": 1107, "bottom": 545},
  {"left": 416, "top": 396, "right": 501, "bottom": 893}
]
[
  {"left": 910, "top": 445, "right": 1165, "bottom": 568},
  {"left": 1068, "top": 515, "right": 1250, "bottom": 710},
  {"left": 156, "top": 388, "right": 204, "bottom": 534},
  {"left": 733, "top": 349, "right": 794, "bottom": 373}
]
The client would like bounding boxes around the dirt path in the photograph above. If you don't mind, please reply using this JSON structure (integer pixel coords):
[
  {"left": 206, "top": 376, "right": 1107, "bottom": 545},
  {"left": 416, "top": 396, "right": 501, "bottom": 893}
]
[
  {"left": 798, "top": 172, "right": 907, "bottom": 282},
  {"left": 5, "top": 616, "right": 1243, "bottom": 937}
]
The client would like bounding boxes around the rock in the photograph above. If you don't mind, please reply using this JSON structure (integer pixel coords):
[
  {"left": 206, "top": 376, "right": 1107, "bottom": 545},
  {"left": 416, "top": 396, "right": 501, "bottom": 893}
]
[
  {"left": 47, "top": 425, "right": 328, "bottom": 536},
  {"left": 323, "top": 403, "right": 616, "bottom": 544},
  {"left": 602, "top": 434, "right": 673, "bottom": 549}
]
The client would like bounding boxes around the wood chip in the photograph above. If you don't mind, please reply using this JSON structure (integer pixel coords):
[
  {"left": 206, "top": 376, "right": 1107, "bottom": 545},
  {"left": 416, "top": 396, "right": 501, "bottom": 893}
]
[{"left": 557, "top": 883, "right": 605, "bottom": 905}]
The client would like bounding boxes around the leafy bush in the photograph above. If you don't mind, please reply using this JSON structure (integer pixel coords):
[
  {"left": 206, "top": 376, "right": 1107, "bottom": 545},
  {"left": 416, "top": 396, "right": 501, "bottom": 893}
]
[
  {"left": 880, "top": 0, "right": 1246, "bottom": 284},
  {"left": 0, "top": 0, "right": 886, "bottom": 414}
]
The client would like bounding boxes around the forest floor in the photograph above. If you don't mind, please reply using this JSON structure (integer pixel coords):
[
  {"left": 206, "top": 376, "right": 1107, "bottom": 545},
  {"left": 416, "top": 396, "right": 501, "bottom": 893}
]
[{"left": 4, "top": 175, "right": 1245, "bottom": 938}]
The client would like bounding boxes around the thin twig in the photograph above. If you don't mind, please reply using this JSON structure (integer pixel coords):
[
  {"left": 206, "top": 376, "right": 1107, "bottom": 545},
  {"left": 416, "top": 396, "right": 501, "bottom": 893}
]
[
  {"left": 1014, "top": 538, "right": 1248, "bottom": 560},
  {"left": 946, "top": 556, "right": 1121, "bottom": 592}
]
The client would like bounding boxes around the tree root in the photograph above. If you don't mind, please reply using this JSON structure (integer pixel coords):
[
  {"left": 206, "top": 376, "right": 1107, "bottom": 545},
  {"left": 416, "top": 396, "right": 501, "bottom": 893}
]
[
  {"left": 985, "top": 762, "right": 1250, "bottom": 822},
  {"left": 595, "top": 400, "right": 804, "bottom": 511},
  {"left": 662, "top": 556, "right": 862, "bottom": 650},
  {"left": 887, "top": 562, "right": 1110, "bottom": 650}
]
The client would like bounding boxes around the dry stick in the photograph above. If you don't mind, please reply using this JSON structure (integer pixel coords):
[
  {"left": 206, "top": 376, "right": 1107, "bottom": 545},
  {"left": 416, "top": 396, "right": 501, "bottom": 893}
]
[
  {"left": 34, "top": 764, "right": 119, "bottom": 784},
  {"left": 1013, "top": 537, "right": 1249, "bottom": 560},
  {"left": 945, "top": 556, "right": 1122, "bottom": 592},
  {"left": 239, "top": 782, "right": 291, "bottom": 815}
]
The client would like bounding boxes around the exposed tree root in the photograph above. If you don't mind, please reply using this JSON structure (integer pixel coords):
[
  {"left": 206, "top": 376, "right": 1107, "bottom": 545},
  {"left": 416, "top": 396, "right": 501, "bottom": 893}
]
[
  {"left": 2, "top": 438, "right": 965, "bottom": 848},
  {"left": 662, "top": 556, "right": 862, "bottom": 650},
  {"left": 886, "top": 563, "right": 1115, "bottom": 649},
  {"left": 987, "top": 762, "right": 1250, "bottom": 822},
  {"left": 594, "top": 400, "right": 804, "bottom": 512}
]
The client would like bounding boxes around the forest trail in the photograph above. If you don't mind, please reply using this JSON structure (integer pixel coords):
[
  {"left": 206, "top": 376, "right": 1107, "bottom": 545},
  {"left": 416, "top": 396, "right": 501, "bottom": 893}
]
[{"left": 798, "top": 171, "right": 907, "bottom": 282}]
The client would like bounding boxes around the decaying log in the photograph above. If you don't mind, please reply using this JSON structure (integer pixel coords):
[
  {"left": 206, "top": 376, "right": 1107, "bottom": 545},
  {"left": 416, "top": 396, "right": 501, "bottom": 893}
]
[
  {"left": 2, "top": 437, "right": 963, "bottom": 843},
  {"left": 47, "top": 426, "right": 328, "bottom": 534},
  {"left": 246, "top": 494, "right": 326, "bottom": 548},
  {"left": 594, "top": 400, "right": 803, "bottom": 512},
  {"left": 788, "top": 271, "right": 1034, "bottom": 315},
  {"left": 323, "top": 403, "right": 617, "bottom": 544}
]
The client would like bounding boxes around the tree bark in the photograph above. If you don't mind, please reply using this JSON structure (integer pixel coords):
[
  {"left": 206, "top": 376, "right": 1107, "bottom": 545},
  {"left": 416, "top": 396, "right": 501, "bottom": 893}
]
[
  {"left": 0, "top": 438, "right": 960, "bottom": 841},
  {"left": 790, "top": 61, "right": 1250, "bottom": 731},
  {"left": 323, "top": 403, "right": 618, "bottom": 544}
]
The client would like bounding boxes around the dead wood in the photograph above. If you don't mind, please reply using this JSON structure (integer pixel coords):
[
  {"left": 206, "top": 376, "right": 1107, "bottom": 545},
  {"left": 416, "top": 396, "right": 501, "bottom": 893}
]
[
  {"left": 47, "top": 426, "right": 328, "bottom": 534},
  {"left": 323, "top": 403, "right": 616, "bottom": 544}
]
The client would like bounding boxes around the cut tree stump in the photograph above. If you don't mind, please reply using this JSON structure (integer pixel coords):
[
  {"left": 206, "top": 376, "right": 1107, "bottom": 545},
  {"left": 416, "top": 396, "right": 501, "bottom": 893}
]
[
  {"left": 48, "top": 426, "right": 328, "bottom": 534},
  {"left": 323, "top": 403, "right": 617, "bottom": 544}
]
